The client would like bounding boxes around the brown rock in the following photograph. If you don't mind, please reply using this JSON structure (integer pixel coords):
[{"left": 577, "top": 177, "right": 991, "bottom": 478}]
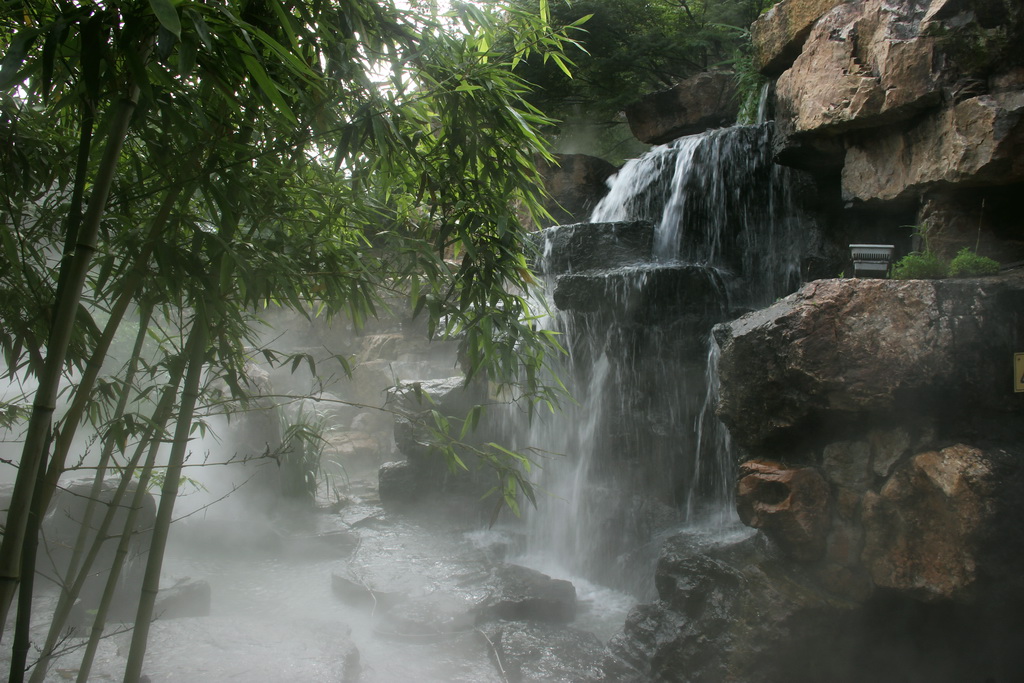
[
  {"left": 775, "top": 0, "right": 941, "bottom": 139},
  {"left": 842, "top": 91, "right": 1024, "bottom": 202},
  {"left": 750, "top": 0, "right": 845, "bottom": 77},
  {"left": 861, "top": 444, "right": 994, "bottom": 600},
  {"left": 714, "top": 276, "right": 1024, "bottom": 449},
  {"left": 737, "top": 460, "right": 831, "bottom": 561},
  {"left": 537, "top": 154, "right": 617, "bottom": 227},
  {"left": 625, "top": 71, "right": 738, "bottom": 144}
]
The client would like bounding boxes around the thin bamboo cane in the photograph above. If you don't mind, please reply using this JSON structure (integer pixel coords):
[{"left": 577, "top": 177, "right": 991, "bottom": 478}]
[
  {"left": 27, "top": 305, "right": 154, "bottom": 683},
  {"left": 122, "top": 315, "right": 208, "bottom": 683}
]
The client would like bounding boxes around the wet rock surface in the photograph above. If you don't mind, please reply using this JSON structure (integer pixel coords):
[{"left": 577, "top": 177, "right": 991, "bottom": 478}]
[
  {"left": 603, "top": 530, "right": 862, "bottom": 683},
  {"left": 531, "top": 221, "right": 655, "bottom": 275},
  {"left": 474, "top": 564, "right": 577, "bottom": 623},
  {"left": 552, "top": 264, "right": 728, "bottom": 324},
  {"left": 480, "top": 621, "right": 607, "bottom": 683},
  {"left": 670, "top": 271, "right": 1024, "bottom": 682},
  {"left": 737, "top": 460, "right": 830, "bottom": 562}
]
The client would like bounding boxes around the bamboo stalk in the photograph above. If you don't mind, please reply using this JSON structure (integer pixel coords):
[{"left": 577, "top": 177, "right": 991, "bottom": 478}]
[
  {"left": 27, "top": 305, "right": 154, "bottom": 683},
  {"left": 73, "top": 351, "right": 190, "bottom": 683},
  {"left": 8, "top": 439, "right": 51, "bottom": 683},
  {"left": 122, "top": 315, "right": 208, "bottom": 683},
  {"left": 0, "top": 89, "right": 140, "bottom": 636}
]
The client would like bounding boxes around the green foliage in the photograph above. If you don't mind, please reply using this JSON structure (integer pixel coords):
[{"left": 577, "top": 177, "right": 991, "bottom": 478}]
[
  {"left": 278, "top": 408, "right": 327, "bottom": 502},
  {"left": 502, "top": 0, "right": 780, "bottom": 158},
  {"left": 949, "top": 247, "right": 1000, "bottom": 277},
  {"left": 0, "top": 0, "right": 583, "bottom": 674},
  {"left": 732, "top": 31, "right": 767, "bottom": 124},
  {"left": 890, "top": 251, "right": 948, "bottom": 280}
]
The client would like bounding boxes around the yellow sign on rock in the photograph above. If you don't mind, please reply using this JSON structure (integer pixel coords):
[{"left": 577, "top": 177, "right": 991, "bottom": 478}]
[{"left": 1016, "top": 353, "right": 1024, "bottom": 393}]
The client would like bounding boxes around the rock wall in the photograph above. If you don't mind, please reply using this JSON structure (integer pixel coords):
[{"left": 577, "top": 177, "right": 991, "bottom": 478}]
[
  {"left": 755, "top": 0, "right": 1024, "bottom": 262},
  {"left": 605, "top": 274, "right": 1024, "bottom": 681}
]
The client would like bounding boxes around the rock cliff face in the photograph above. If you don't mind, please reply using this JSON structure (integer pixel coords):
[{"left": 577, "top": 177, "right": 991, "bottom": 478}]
[
  {"left": 605, "top": 275, "right": 1024, "bottom": 682},
  {"left": 756, "top": 0, "right": 1024, "bottom": 261}
]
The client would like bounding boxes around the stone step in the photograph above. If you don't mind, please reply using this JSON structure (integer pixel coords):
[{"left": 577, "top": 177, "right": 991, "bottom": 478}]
[
  {"left": 552, "top": 263, "right": 730, "bottom": 321},
  {"left": 531, "top": 221, "right": 654, "bottom": 275}
]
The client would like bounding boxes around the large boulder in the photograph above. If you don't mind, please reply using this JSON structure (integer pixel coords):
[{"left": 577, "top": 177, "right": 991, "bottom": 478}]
[
  {"left": 625, "top": 71, "right": 739, "bottom": 144},
  {"left": 714, "top": 275, "right": 1024, "bottom": 450},
  {"left": 602, "top": 532, "right": 862, "bottom": 683},
  {"left": 750, "top": 0, "right": 845, "bottom": 77},
  {"left": 771, "top": 0, "right": 1024, "bottom": 174}
]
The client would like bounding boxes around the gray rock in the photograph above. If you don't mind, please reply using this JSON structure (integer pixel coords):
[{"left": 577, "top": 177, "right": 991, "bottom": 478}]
[
  {"left": 603, "top": 532, "right": 861, "bottom": 683},
  {"left": 536, "top": 154, "right": 619, "bottom": 227},
  {"left": 377, "top": 460, "right": 421, "bottom": 510},
  {"left": 531, "top": 221, "right": 654, "bottom": 276},
  {"left": 822, "top": 440, "right": 872, "bottom": 489},
  {"left": 154, "top": 578, "right": 212, "bottom": 620},
  {"left": 480, "top": 621, "right": 607, "bottom": 682},
  {"left": 474, "top": 564, "right": 576, "bottom": 623}
]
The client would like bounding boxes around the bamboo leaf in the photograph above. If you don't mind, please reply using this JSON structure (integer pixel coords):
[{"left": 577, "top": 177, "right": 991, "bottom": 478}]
[{"left": 148, "top": 0, "right": 182, "bottom": 39}]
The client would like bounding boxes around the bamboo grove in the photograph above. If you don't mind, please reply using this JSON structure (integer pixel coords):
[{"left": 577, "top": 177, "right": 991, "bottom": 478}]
[{"left": 0, "top": 0, "right": 585, "bottom": 679}]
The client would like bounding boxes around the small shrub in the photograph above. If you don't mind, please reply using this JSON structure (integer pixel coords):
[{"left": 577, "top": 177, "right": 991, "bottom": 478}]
[
  {"left": 890, "top": 251, "right": 948, "bottom": 280},
  {"left": 948, "top": 247, "right": 1000, "bottom": 277}
]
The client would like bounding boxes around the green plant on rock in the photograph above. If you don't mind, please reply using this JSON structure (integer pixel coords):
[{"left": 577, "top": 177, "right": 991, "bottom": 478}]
[
  {"left": 890, "top": 251, "right": 948, "bottom": 280},
  {"left": 949, "top": 247, "right": 1000, "bottom": 277}
]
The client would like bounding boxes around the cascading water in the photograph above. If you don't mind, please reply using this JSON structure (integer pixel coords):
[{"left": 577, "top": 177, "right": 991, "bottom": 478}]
[{"left": 514, "top": 122, "right": 818, "bottom": 596}]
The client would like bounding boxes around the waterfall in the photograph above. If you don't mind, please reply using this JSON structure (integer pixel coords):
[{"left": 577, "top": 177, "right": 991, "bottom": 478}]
[{"left": 514, "top": 122, "right": 815, "bottom": 596}]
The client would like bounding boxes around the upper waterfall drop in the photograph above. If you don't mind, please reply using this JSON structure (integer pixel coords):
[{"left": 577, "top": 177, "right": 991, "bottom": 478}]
[{"left": 589, "top": 123, "right": 810, "bottom": 309}]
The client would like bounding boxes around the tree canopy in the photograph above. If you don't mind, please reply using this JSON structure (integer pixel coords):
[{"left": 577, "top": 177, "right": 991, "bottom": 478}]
[
  {"left": 0, "top": 0, "right": 583, "bottom": 679},
  {"left": 502, "top": 0, "right": 779, "bottom": 160}
]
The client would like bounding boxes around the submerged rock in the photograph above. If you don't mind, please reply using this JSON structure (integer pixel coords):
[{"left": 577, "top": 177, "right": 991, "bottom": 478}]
[
  {"left": 153, "top": 578, "right": 212, "bottom": 620},
  {"left": 375, "top": 592, "right": 476, "bottom": 640}
]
